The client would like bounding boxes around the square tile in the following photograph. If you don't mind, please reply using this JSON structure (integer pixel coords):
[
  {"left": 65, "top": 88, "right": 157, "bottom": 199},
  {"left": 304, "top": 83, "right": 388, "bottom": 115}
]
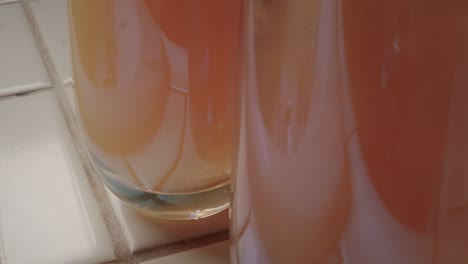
[
  {"left": 29, "top": 0, "right": 72, "bottom": 84},
  {"left": 0, "top": 3, "right": 50, "bottom": 95},
  {"left": 0, "top": 91, "right": 115, "bottom": 264},
  {"left": 141, "top": 242, "right": 229, "bottom": 264},
  {"left": 106, "top": 189, "right": 229, "bottom": 253}
]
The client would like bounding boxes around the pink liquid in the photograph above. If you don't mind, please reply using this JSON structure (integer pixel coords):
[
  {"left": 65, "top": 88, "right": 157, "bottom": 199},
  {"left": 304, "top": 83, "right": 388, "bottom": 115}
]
[{"left": 231, "top": 0, "right": 468, "bottom": 263}]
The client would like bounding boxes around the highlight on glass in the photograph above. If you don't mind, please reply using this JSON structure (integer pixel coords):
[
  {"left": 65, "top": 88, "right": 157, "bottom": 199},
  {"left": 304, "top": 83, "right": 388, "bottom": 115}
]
[
  {"left": 230, "top": 0, "right": 468, "bottom": 263},
  {"left": 68, "top": 0, "right": 242, "bottom": 220}
]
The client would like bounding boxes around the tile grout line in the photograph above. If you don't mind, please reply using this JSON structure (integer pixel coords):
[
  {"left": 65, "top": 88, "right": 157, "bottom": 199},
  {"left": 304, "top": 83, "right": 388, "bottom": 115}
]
[
  {"left": 0, "top": 87, "right": 54, "bottom": 102},
  {"left": 19, "top": 1, "right": 133, "bottom": 263},
  {"left": 0, "top": 82, "right": 51, "bottom": 97},
  {"left": 132, "top": 230, "right": 229, "bottom": 264},
  {"left": 18, "top": 2, "right": 231, "bottom": 264},
  {"left": 20, "top": 0, "right": 60, "bottom": 85},
  {"left": 134, "top": 231, "right": 229, "bottom": 263}
]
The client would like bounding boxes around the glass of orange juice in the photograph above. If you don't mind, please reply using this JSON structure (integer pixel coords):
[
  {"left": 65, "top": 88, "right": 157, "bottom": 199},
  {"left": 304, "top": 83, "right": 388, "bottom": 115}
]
[
  {"left": 68, "top": 0, "right": 242, "bottom": 220},
  {"left": 231, "top": 0, "right": 468, "bottom": 263}
]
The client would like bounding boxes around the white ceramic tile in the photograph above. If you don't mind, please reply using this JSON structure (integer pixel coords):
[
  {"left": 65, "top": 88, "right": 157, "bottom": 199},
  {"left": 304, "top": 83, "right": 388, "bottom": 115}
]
[
  {"left": 106, "top": 188, "right": 228, "bottom": 253},
  {"left": 0, "top": 3, "right": 50, "bottom": 95},
  {"left": 0, "top": 91, "right": 115, "bottom": 264},
  {"left": 29, "top": 0, "right": 72, "bottom": 84},
  {"left": 141, "top": 242, "right": 230, "bottom": 264}
]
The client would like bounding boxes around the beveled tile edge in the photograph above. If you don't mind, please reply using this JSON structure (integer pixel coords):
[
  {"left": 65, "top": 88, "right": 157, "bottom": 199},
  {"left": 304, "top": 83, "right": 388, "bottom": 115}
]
[
  {"left": 0, "top": 0, "right": 18, "bottom": 6},
  {"left": 20, "top": 1, "right": 133, "bottom": 262},
  {"left": 133, "top": 231, "right": 229, "bottom": 264},
  {"left": 0, "top": 1, "right": 51, "bottom": 97}
]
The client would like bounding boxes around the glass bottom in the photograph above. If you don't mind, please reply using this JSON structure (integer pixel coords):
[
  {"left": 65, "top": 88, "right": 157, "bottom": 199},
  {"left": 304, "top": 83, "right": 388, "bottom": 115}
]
[{"left": 98, "top": 166, "right": 230, "bottom": 220}]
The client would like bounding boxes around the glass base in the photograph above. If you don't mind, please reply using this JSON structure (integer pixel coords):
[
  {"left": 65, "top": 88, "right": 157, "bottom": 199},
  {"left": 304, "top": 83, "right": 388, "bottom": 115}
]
[{"left": 100, "top": 169, "right": 230, "bottom": 220}]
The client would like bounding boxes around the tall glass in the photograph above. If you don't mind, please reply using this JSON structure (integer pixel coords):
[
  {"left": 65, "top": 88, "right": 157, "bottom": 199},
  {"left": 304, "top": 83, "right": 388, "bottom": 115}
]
[
  {"left": 69, "top": 0, "right": 242, "bottom": 220},
  {"left": 231, "top": 0, "right": 468, "bottom": 263}
]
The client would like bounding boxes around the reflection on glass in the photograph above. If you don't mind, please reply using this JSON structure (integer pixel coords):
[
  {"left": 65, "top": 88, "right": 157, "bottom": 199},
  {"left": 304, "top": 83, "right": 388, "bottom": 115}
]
[
  {"left": 342, "top": 0, "right": 468, "bottom": 263},
  {"left": 69, "top": 0, "right": 242, "bottom": 219},
  {"left": 232, "top": 0, "right": 350, "bottom": 263},
  {"left": 231, "top": 0, "right": 468, "bottom": 263}
]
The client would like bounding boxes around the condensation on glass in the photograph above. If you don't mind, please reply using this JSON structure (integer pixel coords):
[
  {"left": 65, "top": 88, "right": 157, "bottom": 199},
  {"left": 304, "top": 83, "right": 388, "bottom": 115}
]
[
  {"left": 69, "top": 0, "right": 242, "bottom": 220},
  {"left": 231, "top": 0, "right": 468, "bottom": 263}
]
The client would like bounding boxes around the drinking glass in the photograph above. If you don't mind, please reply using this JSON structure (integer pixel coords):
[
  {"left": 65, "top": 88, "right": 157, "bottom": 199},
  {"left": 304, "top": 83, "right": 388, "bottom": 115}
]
[
  {"left": 68, "top": 0, "right": 242, "bottom": 220},
  {"left": 231, "top": 0, "right": 468, "bottom": 263}
]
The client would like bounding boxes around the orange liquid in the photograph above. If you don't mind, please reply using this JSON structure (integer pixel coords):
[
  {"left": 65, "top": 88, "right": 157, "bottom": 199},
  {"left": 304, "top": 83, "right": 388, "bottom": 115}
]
[
  {"left": 231, "top": 0, "right": 468, "bottom": 263},
  {"left": 344, "top": 0, "right": 460, "bottom": 232},
  {"left": 343, "top": 1, "right": 468, "bottom": 262},
  {"left": 69, "top": 0, "right": 241, "bottom": 194}
]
